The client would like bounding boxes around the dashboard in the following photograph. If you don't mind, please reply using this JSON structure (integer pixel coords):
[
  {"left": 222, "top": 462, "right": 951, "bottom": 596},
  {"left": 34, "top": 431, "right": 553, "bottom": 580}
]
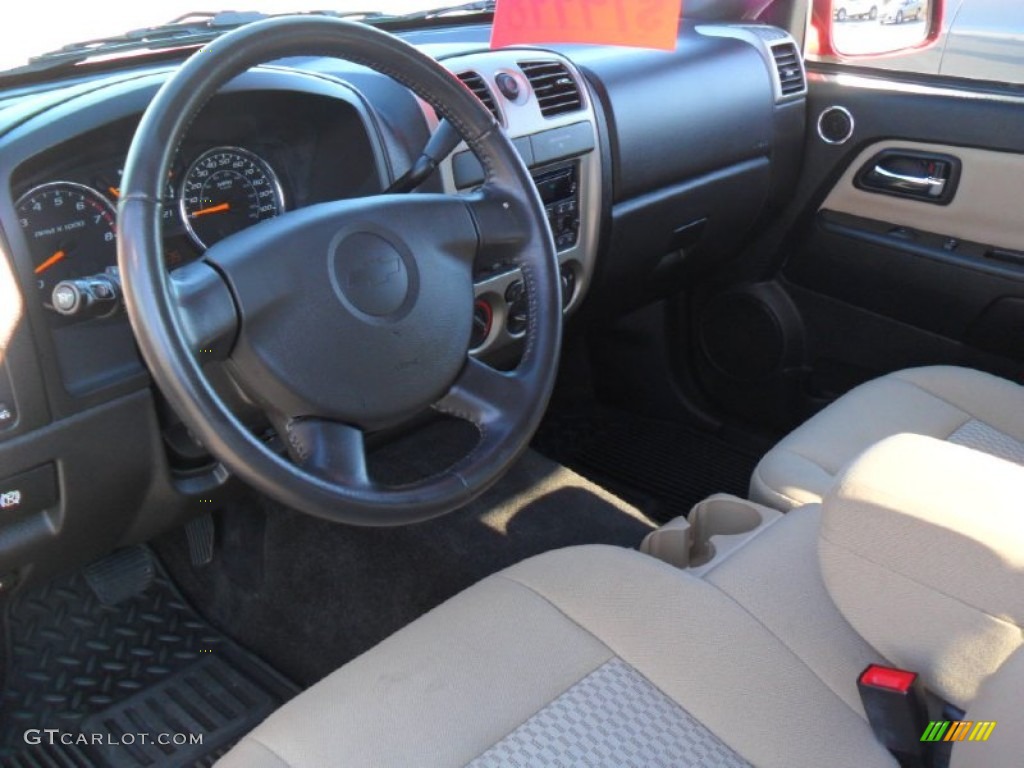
[{"left": 0, "top": 20, "right": 807, "bottom": 587}]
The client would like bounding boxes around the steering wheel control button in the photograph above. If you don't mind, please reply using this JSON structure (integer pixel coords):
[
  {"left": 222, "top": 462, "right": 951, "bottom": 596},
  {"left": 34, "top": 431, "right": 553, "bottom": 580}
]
[
  {"left": 0, "top": 463, "right": 58, "bottom": 516},
  {"left": 330, "top": 232, "right": 415, "bottom": 320}
]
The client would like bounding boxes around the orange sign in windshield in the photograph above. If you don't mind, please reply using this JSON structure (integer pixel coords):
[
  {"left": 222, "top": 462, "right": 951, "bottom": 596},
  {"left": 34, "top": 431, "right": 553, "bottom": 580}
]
[{"left": 491, "top": 0, "right": 681, "bottom": 51}]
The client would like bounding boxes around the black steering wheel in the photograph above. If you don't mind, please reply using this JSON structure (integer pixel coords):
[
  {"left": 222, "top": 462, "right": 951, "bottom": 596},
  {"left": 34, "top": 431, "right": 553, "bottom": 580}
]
[{"left": 118, "top": 16, "right": 561, "bottom": 526}]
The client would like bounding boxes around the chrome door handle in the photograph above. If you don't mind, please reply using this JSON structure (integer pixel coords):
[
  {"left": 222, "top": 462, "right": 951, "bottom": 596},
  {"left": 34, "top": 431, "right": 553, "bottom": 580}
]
[{"left": 872, "top": 165, "right": 947, "bottom": 197}]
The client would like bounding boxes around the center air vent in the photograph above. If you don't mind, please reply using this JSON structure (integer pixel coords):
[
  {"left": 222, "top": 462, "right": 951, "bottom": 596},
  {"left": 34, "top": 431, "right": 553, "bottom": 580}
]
[
  {"left": 457, "top": 71, "right": 502, "bottom": 122},
  {"left": 771, "top": 43, "right": 805, "bottom": 97},
  {"left": 519, "top": 60, "right": 583, "bottom": 118}
]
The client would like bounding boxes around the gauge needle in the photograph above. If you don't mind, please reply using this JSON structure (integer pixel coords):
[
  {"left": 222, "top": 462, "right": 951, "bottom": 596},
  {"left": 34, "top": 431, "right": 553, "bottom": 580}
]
[
  {"left": 34, "top": 249, "right": 66, "bottom": 275},
  {"left": 190, "top": 202, "right": 230, "bottom": 218},
  {"left": 108, "top": 187, "right": 120, "bottom": 198}
]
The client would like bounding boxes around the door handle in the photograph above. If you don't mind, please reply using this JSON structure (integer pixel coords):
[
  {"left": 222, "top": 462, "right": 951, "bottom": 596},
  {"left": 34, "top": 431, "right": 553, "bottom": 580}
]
[
  {"left": 871, "top": 165, "right": 947, "bottom": 198},
  {"left": 855, "top": 150, "right": 960, "bottom": 205}
]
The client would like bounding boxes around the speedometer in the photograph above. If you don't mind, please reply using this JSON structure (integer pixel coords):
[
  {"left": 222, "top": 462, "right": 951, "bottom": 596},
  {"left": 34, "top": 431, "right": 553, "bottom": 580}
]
[{"left": 180, "top": 146, "right": 284, "bottom": 249}]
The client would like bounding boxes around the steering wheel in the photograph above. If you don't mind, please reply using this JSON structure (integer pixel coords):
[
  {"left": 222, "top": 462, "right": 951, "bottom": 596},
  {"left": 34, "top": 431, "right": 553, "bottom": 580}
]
[{"left": 118, "top": 16, "right": 561, "bottom": 526}]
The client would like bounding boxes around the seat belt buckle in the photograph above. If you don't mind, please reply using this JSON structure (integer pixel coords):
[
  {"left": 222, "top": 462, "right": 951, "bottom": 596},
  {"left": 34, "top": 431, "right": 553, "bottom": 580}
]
[{"left": 857, "top": 664, "right": 931, "bottom": 767}]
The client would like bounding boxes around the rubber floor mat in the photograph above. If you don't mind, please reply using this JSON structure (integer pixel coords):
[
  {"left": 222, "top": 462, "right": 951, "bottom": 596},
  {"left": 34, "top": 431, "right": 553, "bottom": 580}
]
[
  {"left": 534, "top": 412, "right": 764, "bottom": 523},
  {"left": 0, "top": 551, "right": 297, "bottom": 767}
]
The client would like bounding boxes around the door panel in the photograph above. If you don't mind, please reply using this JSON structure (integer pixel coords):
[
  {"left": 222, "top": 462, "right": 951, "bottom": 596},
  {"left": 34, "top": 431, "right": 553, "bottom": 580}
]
[
  {"left": 821, "top": 140, "right": 1024, "bottom": 251},
  {"left": 783, "top": 73, "right": 1024, "bottom": 398},
  {"left": 691, "top": 71, "right": 1024, "bottom": 432}
]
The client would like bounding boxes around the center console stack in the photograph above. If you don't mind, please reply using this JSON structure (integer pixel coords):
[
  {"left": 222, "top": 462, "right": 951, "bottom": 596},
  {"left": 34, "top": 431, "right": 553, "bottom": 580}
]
[{"left": 438, "top": 51, "right": 602, "bottom": 359}]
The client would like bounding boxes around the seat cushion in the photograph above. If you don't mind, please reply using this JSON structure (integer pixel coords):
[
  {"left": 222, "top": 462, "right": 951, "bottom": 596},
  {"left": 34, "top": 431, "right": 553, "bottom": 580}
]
[
  {"left": 218, "top": 545, "right": 895, "bottom": 768},
  {"left": 750, "top": 366, "right": 1024, "bottom": 510},
  {"left": 702, "top": 504, "right": 885, "bottom": 717},
  {"left": 819, "top": 434, "right": 1024, "bottom": 708}
]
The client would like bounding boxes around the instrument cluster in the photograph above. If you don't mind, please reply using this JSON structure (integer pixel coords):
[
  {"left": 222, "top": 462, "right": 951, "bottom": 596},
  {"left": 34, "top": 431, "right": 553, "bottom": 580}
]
[{"left": 15, "top": 145, "right": 286, "bottom": 321}]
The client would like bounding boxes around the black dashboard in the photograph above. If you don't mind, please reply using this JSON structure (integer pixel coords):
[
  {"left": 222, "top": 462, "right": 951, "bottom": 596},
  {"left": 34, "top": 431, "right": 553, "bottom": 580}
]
[{"left": 0, "top": 20, "right": 807, "bottom": 587}]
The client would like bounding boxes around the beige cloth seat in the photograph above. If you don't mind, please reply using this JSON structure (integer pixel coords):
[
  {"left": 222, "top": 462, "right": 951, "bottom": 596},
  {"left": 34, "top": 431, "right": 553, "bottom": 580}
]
[
  {"left": 218, "top": 478, "right": 1023, "bottom": 767},
  {"left": 750, "top": 366, "right": 1024, "bottom": 510},
  {"left": 219, "top": 540, "right": 897, "bottom": 768}
]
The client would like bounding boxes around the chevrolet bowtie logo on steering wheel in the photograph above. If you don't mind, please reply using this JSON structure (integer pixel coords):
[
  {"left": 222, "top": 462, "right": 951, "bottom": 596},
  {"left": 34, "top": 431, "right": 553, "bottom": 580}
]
[
  {"left": 329, "top": 230, "right": 416, "bottom": 320},
  {"left": 348, "top": 252, "right": 402, "bottom": 288}
]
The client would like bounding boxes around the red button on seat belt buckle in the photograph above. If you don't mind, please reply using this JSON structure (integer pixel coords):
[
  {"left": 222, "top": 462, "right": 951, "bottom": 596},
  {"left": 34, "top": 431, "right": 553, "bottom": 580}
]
[
  {"left": 857, "top": 664, "right": 931, "bottom": 767},
  {"left": 861, "top": 664, "right": 917, "bottom": 693}
]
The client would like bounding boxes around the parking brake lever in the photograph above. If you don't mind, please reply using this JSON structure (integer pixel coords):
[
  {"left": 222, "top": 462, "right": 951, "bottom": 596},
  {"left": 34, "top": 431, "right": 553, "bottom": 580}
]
[{"left": 387, "top": 119, "right": 461, "bottom": 193}]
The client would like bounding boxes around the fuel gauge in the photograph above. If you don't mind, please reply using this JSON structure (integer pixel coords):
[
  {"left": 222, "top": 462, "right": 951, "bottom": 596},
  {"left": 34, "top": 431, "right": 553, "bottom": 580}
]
[{"left": 99, "top": 168, "right": 179, "bottom": 228}]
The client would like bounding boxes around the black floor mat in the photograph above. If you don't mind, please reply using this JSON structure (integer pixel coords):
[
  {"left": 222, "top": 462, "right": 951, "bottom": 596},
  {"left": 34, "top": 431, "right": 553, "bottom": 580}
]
[
  {"left": 154, "top": 450, "right": 655, "bottom": 688},
  {"left": 0, "top": 550, "right": 297, "bottom": 767},
  {"left": 534, "top": 411, "right": 765, "bottom": 523}
]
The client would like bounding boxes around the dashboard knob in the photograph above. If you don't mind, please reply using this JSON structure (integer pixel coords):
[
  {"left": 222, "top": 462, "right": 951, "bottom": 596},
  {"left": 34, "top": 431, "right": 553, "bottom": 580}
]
[{"left": 505, "top": 280, "right": 528, "bottom": 335}]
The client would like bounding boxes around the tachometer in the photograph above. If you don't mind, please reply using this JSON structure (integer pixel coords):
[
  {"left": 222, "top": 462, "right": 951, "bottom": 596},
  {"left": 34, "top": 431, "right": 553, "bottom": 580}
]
[
  {"left": 15, "top": 182, "right": 117, "bottom": 306},
  {"left": 180, "top": 146, "right": 285, "bottom": 249}
]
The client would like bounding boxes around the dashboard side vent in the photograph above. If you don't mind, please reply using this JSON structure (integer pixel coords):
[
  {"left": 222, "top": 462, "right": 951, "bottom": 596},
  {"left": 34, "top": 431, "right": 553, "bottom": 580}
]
[
  {"left": 771, "top": 42, "right": 805, "bottom": 97},
  {"left": 519, "top": 60, "right": 583, "bottom": 118},
  {"left": 457, "top": 71, "right": 502, "bottom": 122}
]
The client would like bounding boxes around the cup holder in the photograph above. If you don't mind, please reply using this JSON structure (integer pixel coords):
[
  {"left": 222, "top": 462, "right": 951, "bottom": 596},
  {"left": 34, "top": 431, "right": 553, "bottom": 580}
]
[
  {"left": 641, "top": 493, "right": 783, "bottom": 572},
  {"left": 689, "top": 495, "right": 769, "bottom": 567}
]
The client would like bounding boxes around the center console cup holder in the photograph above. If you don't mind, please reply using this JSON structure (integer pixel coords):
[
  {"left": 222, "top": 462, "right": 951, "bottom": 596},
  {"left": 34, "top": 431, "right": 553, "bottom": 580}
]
[{"left": 641, "top": 493, "right": 782, "bottom": 574}]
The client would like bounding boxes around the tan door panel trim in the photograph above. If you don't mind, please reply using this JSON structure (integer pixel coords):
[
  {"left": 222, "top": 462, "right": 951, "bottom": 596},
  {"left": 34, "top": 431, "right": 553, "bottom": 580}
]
[{"left": 820, "top": 140, "right": 1024, "bottom": 253}]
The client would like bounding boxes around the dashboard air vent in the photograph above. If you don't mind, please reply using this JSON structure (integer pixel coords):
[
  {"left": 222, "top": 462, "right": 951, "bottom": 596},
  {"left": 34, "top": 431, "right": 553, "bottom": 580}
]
[
  {"left": 457, "top": 71, "right": 501, "bottom": 122},
  {"left": 771, "top": 43, "right": 805, "bottom": 97},
  {"left": 519, "top": 60, "right": 583, "bottom": 118}
]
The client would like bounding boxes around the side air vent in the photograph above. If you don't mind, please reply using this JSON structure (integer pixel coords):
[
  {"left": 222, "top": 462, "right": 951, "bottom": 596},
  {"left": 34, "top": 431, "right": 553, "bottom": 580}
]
[
  {"left": 771, "top": 42, "right": 805, "bottom": 97},
  {"left": 519, "top": 60, "right": 583, "bottom": 118},
  {"left": 457, "top": 71, "right": 502, "bottom": 122}
]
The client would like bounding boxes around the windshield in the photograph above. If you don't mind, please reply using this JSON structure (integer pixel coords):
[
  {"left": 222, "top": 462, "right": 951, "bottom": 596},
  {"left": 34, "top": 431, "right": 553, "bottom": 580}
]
[{"left": 0, "top": 1, "right": 466, "bottom": 74}]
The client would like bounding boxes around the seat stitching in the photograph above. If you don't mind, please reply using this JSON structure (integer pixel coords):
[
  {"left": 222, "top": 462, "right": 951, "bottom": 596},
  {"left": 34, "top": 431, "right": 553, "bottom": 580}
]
[
  {"left": 457, "top": 575, "right": 615, "bottom": 764},
  {"left": 775, "top": 444, "right": 833, "bottom": 473},
  {"left": 688, "top": 576, "right": 876, "bottom": 723},
  {"left": 707, "top": 573, "right": 876, "bottom": 717},
  {"left": 752, "top": 461, "right": 810, "bottom": 506},
  {"left": 495, "top": 573, "right": 760, "bottom": 762},
  {"left": 234, "top": 736, "right": 294, "bottom": 768},
  {"left": 493, "top": 572, "right": 615, "bottom": 651},
  {"left": 499, "top": 566, "right": 870, "bottom": 755},
  {"left": 889, "top": 374, "right": 985, "bottom": 420},
  {"left": 820, "top": 529, "right": 1022, "bottom": 626},
  {"left": 772, "top": 377, "right": 975, "bottom": 479}
]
